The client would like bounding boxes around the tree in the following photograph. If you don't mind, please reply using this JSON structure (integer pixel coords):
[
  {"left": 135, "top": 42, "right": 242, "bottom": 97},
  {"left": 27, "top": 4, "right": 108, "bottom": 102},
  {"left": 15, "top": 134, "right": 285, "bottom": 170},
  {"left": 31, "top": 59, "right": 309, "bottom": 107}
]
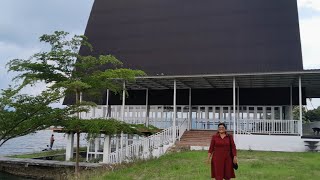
[
  {"left": 293, "top": 106, "right": 308, "bottom": 123},
  {"left": 7, "top": 31, "right": 145, "bottom": 176},
  {"left": 293, "top": 106, "right": 320, "bottom": 122},
  {"left": 305, "top": 107, "right": 320, "bottom": 122},
  {"left": 0, "top": 86, "right": 67, "bottom": 147}
]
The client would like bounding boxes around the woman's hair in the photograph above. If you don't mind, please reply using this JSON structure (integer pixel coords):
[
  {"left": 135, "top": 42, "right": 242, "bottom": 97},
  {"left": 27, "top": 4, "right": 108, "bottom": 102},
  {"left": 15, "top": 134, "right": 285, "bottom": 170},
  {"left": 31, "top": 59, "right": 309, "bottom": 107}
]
[{"left": 218, "top": 122, "right": 227, "bottom": 129}]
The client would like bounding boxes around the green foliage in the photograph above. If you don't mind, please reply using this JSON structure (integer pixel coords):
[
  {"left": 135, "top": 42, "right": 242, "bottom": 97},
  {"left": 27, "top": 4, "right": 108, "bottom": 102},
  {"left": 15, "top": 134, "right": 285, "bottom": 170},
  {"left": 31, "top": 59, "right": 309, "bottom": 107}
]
[
  {"left": 4, "top": 31, "right": 146, "bottom": 174},
  {"left": 92, "top": 151, "right": 320, "bottom": 180},
  {"left": 305, "top": 106, "right": 320, "bottom": 122},
  {"left": 3, "top": 31, "right": 146, "bottom": 147},
  {"left": 6, "top": 31, "right": 146, "bottom": 96},
  {"left": 293, "top": 106, "right": 308, "bottom": 122},
  {"left": 56, "top": 118, "right": 159, "bottom": 136},
  {"left": 293, "top": 106, "right": 320, "bottom": 122},
  {"left": 0, "top": 87, "right": 68, "bottom": 146}
]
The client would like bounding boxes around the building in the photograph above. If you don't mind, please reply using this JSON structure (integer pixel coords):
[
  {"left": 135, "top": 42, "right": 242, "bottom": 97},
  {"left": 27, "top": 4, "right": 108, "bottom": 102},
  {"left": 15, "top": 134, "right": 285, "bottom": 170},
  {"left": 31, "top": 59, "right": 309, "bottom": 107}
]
[{"left": 63, "top": 0, "right": 320, "bottom": 163}]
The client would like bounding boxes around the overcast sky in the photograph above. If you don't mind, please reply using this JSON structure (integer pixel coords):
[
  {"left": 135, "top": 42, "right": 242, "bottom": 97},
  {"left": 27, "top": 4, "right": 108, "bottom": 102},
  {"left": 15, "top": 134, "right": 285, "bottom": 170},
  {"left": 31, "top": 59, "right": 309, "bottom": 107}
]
[{"left": 0, "top": 0, "right": 320, "bottom": 108}]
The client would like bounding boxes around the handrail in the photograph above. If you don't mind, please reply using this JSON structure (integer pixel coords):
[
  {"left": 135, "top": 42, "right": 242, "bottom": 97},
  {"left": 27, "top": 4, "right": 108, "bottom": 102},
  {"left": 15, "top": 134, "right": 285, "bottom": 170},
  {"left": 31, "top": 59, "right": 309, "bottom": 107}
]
[{"left": 106, "top": 118, "right": 188, "bottom": 164}]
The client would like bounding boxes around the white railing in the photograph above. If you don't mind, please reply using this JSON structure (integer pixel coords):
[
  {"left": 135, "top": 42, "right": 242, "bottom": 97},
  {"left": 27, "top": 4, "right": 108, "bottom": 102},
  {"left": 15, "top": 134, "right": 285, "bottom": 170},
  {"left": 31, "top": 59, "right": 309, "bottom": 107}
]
[
  {"left": 122, "top": 117, "right": 186, "bottom": 129},
  {"left": 237, "top": 119, "right": 300, "bottom": 135},
  {"left": 177, "top": 118, "right": 189, "bottom": 141},
  {"left": 106, "top": 119, "right": 188, "bottom": 164},
  {"left": 192, "top": 119, "right": 236, "bottom": 130}
]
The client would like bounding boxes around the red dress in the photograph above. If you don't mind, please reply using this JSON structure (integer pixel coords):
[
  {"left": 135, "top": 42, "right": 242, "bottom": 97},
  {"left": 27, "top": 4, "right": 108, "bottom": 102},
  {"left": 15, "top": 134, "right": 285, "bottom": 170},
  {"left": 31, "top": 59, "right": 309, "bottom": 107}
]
[{"left": 208, "top": 133, "right": 237, "bottom": 180}]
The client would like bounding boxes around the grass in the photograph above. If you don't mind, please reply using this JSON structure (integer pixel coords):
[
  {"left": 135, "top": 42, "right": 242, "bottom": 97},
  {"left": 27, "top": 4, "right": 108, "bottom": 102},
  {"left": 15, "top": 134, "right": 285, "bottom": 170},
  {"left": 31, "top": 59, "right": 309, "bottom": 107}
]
[
  {"left": 8, "top": 147, "right": 87, "bottom": 159},
  {"left": 8, "top": 149, "right": 66, "bottom": 159},
  {"left": 84, "top": 150, "right": 320, "bottom": 180}
]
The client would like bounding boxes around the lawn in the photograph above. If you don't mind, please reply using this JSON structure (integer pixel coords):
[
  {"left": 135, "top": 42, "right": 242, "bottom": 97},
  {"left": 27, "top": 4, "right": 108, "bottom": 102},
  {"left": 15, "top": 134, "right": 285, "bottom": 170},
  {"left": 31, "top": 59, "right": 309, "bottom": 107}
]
[
  {"left": 90, "top": 150, "right": 320, "bottom": 180},
  {"left": 8, "top": 149, "right": 66, "bottom": 159},
  {"left": 8, "top": 147, "right": 87, "bottom": 161}
]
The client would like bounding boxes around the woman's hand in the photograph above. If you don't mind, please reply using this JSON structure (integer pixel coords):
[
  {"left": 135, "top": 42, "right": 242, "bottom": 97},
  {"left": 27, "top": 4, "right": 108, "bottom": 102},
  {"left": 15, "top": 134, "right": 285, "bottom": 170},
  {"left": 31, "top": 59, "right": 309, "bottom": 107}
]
[
  {"left": 206, "top": 158, "right": 210, "bottom": 165},
  {"left": 233, "top": 156, "right": 238, "bottom": 164}
]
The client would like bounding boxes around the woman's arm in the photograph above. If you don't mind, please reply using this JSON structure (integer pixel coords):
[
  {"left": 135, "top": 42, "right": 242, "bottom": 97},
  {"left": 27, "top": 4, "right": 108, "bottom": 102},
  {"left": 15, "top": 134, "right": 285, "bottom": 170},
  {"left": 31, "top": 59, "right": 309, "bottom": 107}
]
[
  {"left": 207, "top": 135, "right": 215, "bottom": 163},
  {"left": 230, "top": 135, "right": 238, "bottom": 164}
]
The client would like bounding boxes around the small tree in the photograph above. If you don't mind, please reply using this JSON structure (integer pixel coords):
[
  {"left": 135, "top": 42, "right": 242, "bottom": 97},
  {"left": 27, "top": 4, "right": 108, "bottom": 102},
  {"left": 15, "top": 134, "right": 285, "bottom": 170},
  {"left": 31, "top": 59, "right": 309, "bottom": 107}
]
[
  {"left": 0, "top": 86, "right": 66, "bottom": 147},
  {"left": 7, "top": 31, "right": 145, "bottom": 176}
]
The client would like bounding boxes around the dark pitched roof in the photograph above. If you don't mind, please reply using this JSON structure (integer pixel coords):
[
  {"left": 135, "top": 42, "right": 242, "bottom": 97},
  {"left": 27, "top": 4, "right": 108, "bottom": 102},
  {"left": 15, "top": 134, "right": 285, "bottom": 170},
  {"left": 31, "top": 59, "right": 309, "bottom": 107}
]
[
  {"left": 64, "top": 0, "right": 305, "bottom": 105},
  {"left": 80, "top": 0, "right": 303, "bottom": 75}
]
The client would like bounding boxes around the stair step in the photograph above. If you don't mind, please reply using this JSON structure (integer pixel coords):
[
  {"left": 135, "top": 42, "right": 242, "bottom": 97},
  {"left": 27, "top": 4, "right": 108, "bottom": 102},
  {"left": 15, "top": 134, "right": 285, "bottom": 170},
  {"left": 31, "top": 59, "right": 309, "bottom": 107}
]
[{"left": 176, "top": 130, "right": 233, "bottom": 147}]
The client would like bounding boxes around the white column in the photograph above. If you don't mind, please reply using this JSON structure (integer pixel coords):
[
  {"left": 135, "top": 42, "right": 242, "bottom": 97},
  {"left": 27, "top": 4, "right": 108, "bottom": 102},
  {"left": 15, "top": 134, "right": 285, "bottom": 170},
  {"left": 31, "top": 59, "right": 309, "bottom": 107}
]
[
  {"left": 115, "top": 135, "right": 119, "bottom": 162},
  {"left": 290, "top": 86, "right": 293, "bottom": 120},
  {"left": 233, "top": 77, "right": 236, "bottom": 135},
  {"left": 65, "top": 133, "right": 74, "bottom": 161},
  {"left": 271, "top": 107, "right": 275, "bottom": 120},
  {"left": 145, "top": 89, "right": 149, "bottom": 127},
  {"left": 237, "top": 87, "right": 240, "bottom": 132},
  {"left": 94, "top": 137, "right": 99, "bottom": 158},
  {"left": 125, "top": 134, "right": 129, "bottom": 158},
  {"left": 121, "top": 81, "right": 126, "bottom": 121},
  {"left": 173, "top": 79, "right": 177, "bottom": 143},
  {"left": 79, "top": 92, "right": 83, "bottom": 118},
  {"left": 106, "top": 89, "right": 109, "bottom": 118},
  {"left": 120, "top": 132, "right": 124, "bottom": 163},
  {"left": 299, "top": 76, "right": 303, "bottom": 136},
  {"left": 102, "top": 135, "right": 111, "bottom": 163},
  {"left": 188, "top": 88, "right": 192, "bottom": 130}
]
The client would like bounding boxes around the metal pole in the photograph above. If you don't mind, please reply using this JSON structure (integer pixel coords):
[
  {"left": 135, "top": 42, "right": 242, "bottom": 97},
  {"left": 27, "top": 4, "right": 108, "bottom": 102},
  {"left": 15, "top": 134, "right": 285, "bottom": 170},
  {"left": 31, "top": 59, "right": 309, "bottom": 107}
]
[
  {"left": 299, "top": 76, "right": 303, "bottom": 136},
  {"left": 290, "top": 85, "right": 293, "bottom": 120},
  {"left": 188, "top": 88, "right": 192, "bottom": 130},
  {"left": 233, "top": 77, "right": 236, "bottom": 136},
  {"left": 173, "top": 80, "right": 177, "bottom": 143},
  {"left": 237, "top": 86, "right": 240, "bottom": 133}
]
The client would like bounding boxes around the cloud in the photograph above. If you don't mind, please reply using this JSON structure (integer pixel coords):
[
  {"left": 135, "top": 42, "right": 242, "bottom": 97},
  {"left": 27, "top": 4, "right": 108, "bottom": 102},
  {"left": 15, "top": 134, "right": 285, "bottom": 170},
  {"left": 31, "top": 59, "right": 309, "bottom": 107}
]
[
  {"left": 298, "top": 0, "right": 320, "bottom": 11},
  {"left": 298, "top": 0, "right": 320, "bottom": 69},
  {"left": 0, "top": 0, "right": 94, "bottom": 46},
  {"left": 0, "top": 0, "right": 93, "bottom": 92},
  {"left": 299, "top": 16, "right": 320, "bottom": 69},
  {"left": 0, "top": 41, "right": 40, "bottom": 88}
]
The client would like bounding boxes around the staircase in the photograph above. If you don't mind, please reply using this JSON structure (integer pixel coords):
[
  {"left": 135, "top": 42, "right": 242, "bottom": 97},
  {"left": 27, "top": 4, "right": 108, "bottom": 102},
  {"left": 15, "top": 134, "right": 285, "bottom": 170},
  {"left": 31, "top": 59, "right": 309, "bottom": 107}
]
[{"left": 175, "top": 130, "right": 234, "bottom": 148}]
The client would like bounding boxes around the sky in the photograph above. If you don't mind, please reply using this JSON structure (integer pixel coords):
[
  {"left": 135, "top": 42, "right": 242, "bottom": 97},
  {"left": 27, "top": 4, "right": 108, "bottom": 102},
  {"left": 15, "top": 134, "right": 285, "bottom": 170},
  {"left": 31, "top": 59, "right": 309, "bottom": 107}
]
[{"left": 0, "top": 0, "right": 320, "bottom": 109}]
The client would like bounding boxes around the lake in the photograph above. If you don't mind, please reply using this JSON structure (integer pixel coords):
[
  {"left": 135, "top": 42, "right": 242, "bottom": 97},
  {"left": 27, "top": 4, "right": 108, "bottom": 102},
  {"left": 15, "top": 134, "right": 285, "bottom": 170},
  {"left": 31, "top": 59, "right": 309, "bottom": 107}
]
[
  {"left": 0, "top": 130, "right": 87, "bottom": 156},
  {"left": 0, "top": 130, "right": 87, "bottom": 178},
  {"left": 0, "top": 171, "right": 33, "bottom": 180}
]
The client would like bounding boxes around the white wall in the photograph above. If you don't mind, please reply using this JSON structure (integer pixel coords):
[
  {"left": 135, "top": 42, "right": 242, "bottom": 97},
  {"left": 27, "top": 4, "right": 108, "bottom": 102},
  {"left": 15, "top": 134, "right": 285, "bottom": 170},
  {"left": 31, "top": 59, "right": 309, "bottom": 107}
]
[{"left": 235, "top": 134, "right": 320, "bottom": 152}]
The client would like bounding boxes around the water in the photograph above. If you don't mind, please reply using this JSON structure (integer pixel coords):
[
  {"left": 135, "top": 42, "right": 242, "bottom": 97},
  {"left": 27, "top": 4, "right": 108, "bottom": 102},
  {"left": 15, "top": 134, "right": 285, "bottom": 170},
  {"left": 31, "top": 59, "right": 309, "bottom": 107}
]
[
  {"left": 0, "top": 130, "right": 88, "bottom": 179},
  {"left": 0, "top": 171, "right": 33, "bottom": 180},
  {"left": 0, "top": 130, "right": 87, "bottom": 156}
]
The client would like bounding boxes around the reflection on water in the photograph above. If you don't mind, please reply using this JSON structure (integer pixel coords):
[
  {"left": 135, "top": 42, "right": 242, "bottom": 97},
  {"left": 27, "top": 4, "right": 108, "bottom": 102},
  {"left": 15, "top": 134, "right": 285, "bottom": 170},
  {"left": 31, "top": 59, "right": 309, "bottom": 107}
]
[
  {"left": 0, "top": 171, "right": 33, "bottom": 180},
  {"left": 0, "top": 130, "right": 87, "bottom": 156}
]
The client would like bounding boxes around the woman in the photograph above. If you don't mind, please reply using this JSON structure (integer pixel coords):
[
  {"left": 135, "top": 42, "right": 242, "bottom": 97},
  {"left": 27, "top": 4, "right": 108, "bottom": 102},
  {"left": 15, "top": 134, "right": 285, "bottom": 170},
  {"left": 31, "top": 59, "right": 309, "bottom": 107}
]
[{"left": 207, "top": 123, "right": 237, "bottom": 180}]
